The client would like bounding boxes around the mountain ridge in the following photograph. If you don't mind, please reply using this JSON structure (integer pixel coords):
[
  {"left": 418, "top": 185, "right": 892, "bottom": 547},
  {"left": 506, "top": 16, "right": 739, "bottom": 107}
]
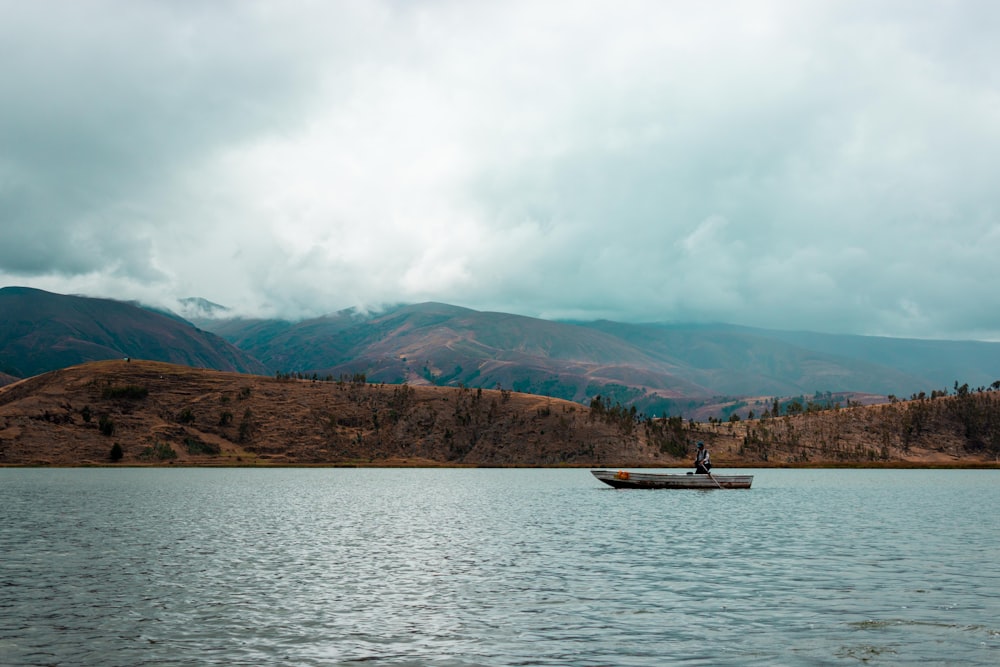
[
  {"left": 4, "top": 287, "right": 1000, "bottom": 419},
  {"left": 0, "top": 286, "right": 267, "bottom": 377},
  {"left": 197, "top": 302, "right": 1000, "bottom": 416}
]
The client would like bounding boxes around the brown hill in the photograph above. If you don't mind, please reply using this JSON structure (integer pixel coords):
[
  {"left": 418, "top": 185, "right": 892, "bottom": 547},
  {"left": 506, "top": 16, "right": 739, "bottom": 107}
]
[
  {"left": 1, "top": 361, "right": 997, "bottom": 468},
  {"left": 0, "top": 360, "right": 660, "bottom": 467},
  {"left": 691, "top": 393, "right": 1000, "bottom": 467}
]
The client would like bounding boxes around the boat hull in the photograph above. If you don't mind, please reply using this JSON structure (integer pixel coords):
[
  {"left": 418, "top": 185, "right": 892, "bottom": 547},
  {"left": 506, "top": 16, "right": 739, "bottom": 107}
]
[{"left": 591, "top": 469, "right": 753, "bottom": 489}]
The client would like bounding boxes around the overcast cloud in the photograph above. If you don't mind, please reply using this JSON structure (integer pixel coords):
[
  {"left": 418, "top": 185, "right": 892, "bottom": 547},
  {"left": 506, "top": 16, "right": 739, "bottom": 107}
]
[{"left": 2, "top": 0, "right": 999, "bottom": 339}]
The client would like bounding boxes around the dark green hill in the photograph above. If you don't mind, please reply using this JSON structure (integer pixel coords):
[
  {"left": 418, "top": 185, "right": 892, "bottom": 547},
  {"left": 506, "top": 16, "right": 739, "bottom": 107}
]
[
  {"left": 742, "top": 327, "right": 1000, "bottom": 394},
  {"left": 0, "top": 286, "right": 267, "bottom": 377},
  {"left": 575, "top": 321, "right": 933, "bottom": 397}
]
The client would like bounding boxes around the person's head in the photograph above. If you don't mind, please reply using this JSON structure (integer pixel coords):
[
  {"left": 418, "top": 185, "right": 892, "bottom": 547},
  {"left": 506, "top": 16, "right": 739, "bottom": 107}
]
[{"left": 697, "top": 441, "right": 704, "bottom": 449}]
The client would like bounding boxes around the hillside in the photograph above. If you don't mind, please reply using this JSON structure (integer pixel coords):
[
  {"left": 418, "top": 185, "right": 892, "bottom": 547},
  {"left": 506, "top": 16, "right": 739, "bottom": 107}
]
[
  {"left": 197, "top": 303, "right": 940, "bottom": 408},
  {"left": 0, "top": 286, "right": 267, "bottom": 377},
  {"left": 4, "top": 288, "right": 1000, "bottom": 419},
  {"left": 199, "top": 302, "right": 1000, "bottom": 416},
  {"left": 0, "top": 360, "right": 659, "bottom": 467},
  {"left": 576, "top": 321, "right": 935, "bottom": 398},
  {"left": 1, "top": 360, "right": 997, "bottom": 467}
]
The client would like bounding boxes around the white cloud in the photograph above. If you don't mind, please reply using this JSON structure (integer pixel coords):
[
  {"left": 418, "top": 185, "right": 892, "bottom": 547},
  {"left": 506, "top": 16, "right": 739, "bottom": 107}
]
[{"left": 1, "top": 0, "right": 999, "bottom": 338}]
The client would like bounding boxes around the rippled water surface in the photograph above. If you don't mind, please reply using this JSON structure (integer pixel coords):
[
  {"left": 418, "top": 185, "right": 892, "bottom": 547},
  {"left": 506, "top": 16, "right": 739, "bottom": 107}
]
[{"left": 2, "top": 468, "right": 998, "bottom": 665}]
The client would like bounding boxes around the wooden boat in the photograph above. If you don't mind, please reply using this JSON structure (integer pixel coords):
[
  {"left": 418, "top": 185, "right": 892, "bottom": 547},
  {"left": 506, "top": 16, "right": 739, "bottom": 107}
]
[{"left": 591, "top": 469, "right": 754, "bottom": 490}]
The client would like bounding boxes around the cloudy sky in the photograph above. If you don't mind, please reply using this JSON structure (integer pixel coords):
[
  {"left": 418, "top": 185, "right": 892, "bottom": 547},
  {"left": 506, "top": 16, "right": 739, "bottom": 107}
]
[{"left": 2, "top": 1, "right": 999, "bottom": 339}]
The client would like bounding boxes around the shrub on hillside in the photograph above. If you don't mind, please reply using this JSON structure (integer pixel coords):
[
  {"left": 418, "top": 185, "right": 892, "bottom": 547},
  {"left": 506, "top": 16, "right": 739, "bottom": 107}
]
[
  {"left": 98, "top": 414, "right": 115, "bottom": 437},
  {"left": 184, "top": 437, "right": 220, "bottom": 455},
  {"left": 102, "top": 385, "right": 149, "bottom": 400},
  {"left": 238, "top": 408, "right": 255, "bottom": 443},
  {"left": 139, "top": 442, "right": 177, "bottom": 461}
]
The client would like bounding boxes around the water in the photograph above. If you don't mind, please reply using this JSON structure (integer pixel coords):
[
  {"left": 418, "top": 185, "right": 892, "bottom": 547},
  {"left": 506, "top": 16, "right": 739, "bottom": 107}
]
[{"left": 1, "top": 468, "right": 998, "bottom": 666}]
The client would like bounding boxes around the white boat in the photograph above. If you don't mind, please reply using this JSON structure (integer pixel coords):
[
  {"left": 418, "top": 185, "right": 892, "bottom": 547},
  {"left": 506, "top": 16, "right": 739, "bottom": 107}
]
[{"left": 591, "top": 469, "right": 754, "bottom": 489}]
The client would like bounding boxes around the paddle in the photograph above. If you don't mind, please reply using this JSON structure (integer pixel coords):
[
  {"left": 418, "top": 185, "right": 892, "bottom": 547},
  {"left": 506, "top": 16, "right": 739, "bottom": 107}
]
[{"left": 689, "top": 469, "right": 725, "bottom": 489}]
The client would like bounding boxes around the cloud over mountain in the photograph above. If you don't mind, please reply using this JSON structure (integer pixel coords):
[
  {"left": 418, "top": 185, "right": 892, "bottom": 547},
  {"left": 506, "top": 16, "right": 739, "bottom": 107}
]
[{"left": 2, "top": 1, "right": 999, "bottom": 339}]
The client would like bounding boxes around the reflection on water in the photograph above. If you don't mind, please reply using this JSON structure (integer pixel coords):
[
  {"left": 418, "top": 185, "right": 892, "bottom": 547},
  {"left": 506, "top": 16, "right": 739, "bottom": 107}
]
[{"left": 1, "top": 468, "right": 998, "bottom": 665}]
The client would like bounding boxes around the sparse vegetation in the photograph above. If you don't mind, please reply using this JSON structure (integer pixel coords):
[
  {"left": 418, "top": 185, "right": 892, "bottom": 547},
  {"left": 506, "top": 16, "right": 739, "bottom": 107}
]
[
  {"left": 139, "top": 442, "right": 177, "bottom": 461},
  {"left": 238, "top": 408, "right": 255, "bottom": 443},
  {"left": 2, "top": 360, "right": 999, "bottom": 467},
  {"left": 184, "top": 437, "right": 220, "bottom": 456},
  {"left": 588, "top": 395, "right": 638, "bottom": 436},
  {"left": 98, "top": 414, "right": 115, "bottom": 437},
  {"left": 645, "top": 415, "right": 689, "bottom": 458},
  {"left": 102, "top": 384, "right": 149, "bottom": 400},
  {"left": 733, "top": 381, "right": 1000, "bottom": 462}
]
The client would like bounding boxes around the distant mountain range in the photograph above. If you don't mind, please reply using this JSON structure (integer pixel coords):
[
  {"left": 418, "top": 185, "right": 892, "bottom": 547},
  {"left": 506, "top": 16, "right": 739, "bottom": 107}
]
[
  {"left": 194, "top": 302, "right": 1000, "bottom": 417},
  {"left": 3, "top": 286, "right": 1000, "bottom": 418}
]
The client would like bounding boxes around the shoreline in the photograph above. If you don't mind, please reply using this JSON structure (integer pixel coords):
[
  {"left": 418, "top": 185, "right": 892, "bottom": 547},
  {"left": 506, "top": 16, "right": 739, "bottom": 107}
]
[{"left": 3, "top": 461, "right": 998, "bottom": 470}]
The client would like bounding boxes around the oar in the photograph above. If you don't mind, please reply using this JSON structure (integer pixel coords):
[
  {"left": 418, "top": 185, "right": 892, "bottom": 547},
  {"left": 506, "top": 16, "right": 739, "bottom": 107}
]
[{"left": 706, "top": 471, "right": 724, "bottom": 489}]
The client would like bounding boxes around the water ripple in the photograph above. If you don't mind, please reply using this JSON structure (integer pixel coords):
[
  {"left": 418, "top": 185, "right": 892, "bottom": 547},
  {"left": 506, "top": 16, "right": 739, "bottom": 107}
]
[{"left": 1, "top": 468, "right": 998, "bottom": 665}]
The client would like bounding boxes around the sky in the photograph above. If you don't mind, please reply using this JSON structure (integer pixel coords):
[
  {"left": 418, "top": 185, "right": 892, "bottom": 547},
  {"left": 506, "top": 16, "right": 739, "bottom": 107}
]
[{"left": 2, "top": 1, "right": 999, "bottom": 340}]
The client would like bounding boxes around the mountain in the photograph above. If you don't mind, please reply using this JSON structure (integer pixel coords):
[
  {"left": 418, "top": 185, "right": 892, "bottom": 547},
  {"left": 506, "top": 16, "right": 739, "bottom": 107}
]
[
  {"left": 198, "top": 302, "right": 1000, "bottom": 416},
  {"left": 197, "top": 302, "right": 709, "bottom": 401},
  {"left": 743, "top": 327, "right": 1000, "bottom": 393},
  {"left": 2, "top": 359, "right": 996, "bottom": 467},
  {"left": 572, "top": 320, "right": 1000, "bottom": 402},
  {"left": 573, "top": 321, "right": 930, "bottom": 397},
  {"left": 176, "top": 297, "right": 231, "bottom": 320},
  {"left": 0, "top": 286, "right": 267, "bottom": 377},
  {"left": 5, "top": 287, "right": 999, "bottom": 419}
]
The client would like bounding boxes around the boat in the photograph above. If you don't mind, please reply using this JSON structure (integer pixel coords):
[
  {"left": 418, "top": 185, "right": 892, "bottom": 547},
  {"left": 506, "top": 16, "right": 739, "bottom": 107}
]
[{"left": 591, "top": 469, "right": 754, "bottom": 489}]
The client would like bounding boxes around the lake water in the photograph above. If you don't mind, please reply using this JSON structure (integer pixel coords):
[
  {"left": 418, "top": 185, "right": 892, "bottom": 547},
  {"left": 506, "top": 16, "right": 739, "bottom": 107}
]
[{"left": 1, "top": 468, "right": 998, "bottom": 666}]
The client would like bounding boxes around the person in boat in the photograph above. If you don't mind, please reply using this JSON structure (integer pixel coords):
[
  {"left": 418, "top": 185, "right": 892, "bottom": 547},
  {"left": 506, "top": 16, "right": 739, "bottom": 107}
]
[{"left": 694, "top": 441, "right": 711, "bottom": 474}]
